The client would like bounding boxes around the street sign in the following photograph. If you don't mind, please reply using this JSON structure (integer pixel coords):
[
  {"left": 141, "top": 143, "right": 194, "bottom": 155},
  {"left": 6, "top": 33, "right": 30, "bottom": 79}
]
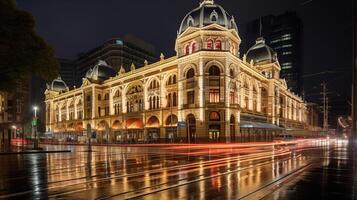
[
  {"left": 178, "top": 122, "right": 186, "bottom": 128},
  {"left": 32, "top": 119, "right": 38, "bottom": 126}
]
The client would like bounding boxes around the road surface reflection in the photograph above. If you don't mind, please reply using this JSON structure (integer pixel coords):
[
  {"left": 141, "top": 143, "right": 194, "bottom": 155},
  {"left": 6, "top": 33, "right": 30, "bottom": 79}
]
[{"left": 0, "top": 139, "right": 340, "bottom": 199}]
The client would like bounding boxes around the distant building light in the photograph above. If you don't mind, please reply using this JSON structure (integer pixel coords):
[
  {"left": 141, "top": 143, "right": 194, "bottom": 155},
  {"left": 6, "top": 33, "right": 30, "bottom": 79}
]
[
  {"left": 116, "top": 40, "right": 124, "bottom": 45},
  {"left": 282, "top": 51, "right": 293, "bottom": 55}
]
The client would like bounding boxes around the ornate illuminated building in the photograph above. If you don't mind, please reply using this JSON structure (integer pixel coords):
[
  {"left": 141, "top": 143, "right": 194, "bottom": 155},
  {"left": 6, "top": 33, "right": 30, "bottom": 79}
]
[{"left": 45, "top": 0, "right": 308, "bottom": 143}]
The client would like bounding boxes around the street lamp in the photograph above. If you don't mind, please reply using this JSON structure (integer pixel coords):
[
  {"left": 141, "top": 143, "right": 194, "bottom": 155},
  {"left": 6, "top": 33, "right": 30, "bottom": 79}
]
[
  {"left": 33, "top": 106, "right": 38, "bottom": 118},
  {"left": 32, "top": 105, "right": 39, "bottom": 149}
]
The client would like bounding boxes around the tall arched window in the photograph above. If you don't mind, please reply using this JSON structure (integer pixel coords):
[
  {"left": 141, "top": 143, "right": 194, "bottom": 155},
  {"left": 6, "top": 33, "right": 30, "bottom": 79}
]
[
  {"left": 209, "top": 65, "right": 220, "bottom": 103},
  {"left": 186, "top": 68, "right": 195, "bottom": 79},
  {"left": 173, "top": 92, "right": 177, "bottom": 107},
  {"left": 156, "top": 96, "right": 160, "bottom": 108},
  {"left": 209, "top": 66, "right": 220, "bottom": 76},
  {"left": 173, "top": 75, "right": 177, "bottom": 84},
  {"left": 167, "top": 93, "right": 172, "bottom": 107},
  {"left": 215, "top": 40, "right": 222, "bottom": 50}
]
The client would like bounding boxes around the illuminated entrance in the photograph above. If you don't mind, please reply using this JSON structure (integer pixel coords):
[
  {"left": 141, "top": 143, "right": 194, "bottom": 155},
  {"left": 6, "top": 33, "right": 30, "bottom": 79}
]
[
  {"left": 166, "top": 114, "right": 178, "bottom": 143},
  {"left": 209, "top": 112, "right": 221, "bottom": 142}
]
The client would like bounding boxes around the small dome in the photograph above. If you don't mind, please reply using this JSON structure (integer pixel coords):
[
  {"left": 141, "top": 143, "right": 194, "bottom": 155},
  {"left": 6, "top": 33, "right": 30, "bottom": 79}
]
[
  {"left": 178, "top": 0, "right": 238, "bottom": 35},
  {"left": 246, "top": 37, "right": 278, "bottom": 65},
  {"left": 49, "top": 76, "right": 68, "bottom": 92},
  {"left": 85, "top": 60, "right": 116, "bottom": 83}
]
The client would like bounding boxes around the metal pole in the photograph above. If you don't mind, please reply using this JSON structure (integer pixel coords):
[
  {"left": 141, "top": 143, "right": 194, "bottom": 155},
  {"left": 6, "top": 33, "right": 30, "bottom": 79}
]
[{"left": 352, "top": 0, "right": 357, "bottom": 145}]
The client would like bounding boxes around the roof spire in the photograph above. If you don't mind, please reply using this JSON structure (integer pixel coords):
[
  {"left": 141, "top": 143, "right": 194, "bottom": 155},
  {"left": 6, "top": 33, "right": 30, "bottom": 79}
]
[
  {"left": 200, "top": 0, "right": 214, "bottom": 6},
  {"left": 259, "top": 17, "right": 262, "bottom": 37}
]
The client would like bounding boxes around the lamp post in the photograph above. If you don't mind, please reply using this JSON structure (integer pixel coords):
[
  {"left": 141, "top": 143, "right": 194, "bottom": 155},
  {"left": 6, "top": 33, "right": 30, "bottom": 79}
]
[{"left": 32, "top": 106, "right": 39, "bottom": 149}]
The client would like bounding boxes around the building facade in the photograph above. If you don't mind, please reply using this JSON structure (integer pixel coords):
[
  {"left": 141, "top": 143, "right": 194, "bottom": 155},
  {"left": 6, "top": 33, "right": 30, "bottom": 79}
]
[
  {"left": 0, "top": 81, "right": 28, "bottom": 146},
  {"left": 45, "top": 0, "right": 308, "bottom": 144},
  {"left": 246, "top": 12, "right": 303, "bottom": 95},
  {"left": 75, "top": 35, "right": 157, "bottom": 87}
]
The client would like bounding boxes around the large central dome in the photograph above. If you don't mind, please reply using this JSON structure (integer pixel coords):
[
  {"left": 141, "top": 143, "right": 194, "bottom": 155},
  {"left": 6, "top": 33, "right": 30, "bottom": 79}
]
[{"left": 178, "top": 0, "right": 238, "bottom": 35}]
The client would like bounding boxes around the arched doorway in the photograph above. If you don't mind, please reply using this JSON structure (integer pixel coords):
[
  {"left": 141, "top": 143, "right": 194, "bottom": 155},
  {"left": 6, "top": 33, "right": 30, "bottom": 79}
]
[
  {"left": 230, "top": 115, "right": 236, "bottom": 142},
  {"left": 97, "top": 120, "right": 110, "bottom": 144},
  {"left": 209, "top": 111, "right": 221, "bottom": 142},
  {"left": 147, "top": 116, "right": 160, "bottom": 143},
  {"left": 186, "top": 114, "right": 196, "bottom": 143},
  {"left": 166, "top": 114, "right": 178, "bottom": 143}
]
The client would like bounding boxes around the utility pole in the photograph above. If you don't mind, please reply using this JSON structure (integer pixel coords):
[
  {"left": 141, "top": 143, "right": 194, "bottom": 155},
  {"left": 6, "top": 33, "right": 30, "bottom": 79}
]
[{"left": 321, "top": 82, "right": 329, "bottom": 132}]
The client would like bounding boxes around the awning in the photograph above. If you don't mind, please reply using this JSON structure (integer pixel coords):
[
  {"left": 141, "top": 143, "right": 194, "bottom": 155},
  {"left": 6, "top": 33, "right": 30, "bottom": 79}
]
[{"left": 240, "top": 121, "right": 285, "bottom": 130}]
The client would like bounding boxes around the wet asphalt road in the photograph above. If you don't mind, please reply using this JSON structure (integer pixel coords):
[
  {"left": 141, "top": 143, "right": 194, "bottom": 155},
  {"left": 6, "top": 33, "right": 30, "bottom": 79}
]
[{"left": 0, "top": 140, "right": 352, "bottom": 200}]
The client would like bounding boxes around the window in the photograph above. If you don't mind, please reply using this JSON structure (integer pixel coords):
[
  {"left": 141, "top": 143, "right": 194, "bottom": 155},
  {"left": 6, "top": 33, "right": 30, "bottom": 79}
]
[
  {"left": 209, "top": 66, "right": 220, "bottom": 76},
  {"left": 230, "top": 92, "right": 235, "bottom": 104},
  {"left": 207, "top": 39, "right": 213, "bottom": 49},
  {"left": 214, "top": 40, "right": 222, "bottom": 50},
  {"left": 209, "top": 89, "right": 220, "bottom": 103},
  {"left": 191, "top": 42, "right": 197, "bottom": 53},
  {"left": 186, "top": 68, "right": 195, "bottom": 79},
  {"left": 167, "top": 94, "right": 172, "bottom": 107},
  {"left": 173, "top": 75, "right": 177, "bottom": 84},
  {"left": 187, "top": 91, "right": 195, "bottom": 104},
  {"left": 173, "top": 92, "right": 177, "bottom": 107},
  {"left": 209, "top": 112, "right": 220, "bottom": 121},
  {"left": 185, "top": 44, "right": 190, "bottom": 55},
  {"left": 230, "top": 69, "right": 234, "bottom": 77},
  {"left": 98, "top": 94, "right": 101, "bottom": 101},
  {"left": 98, "top": 107, "right": 101, "bottom": 117}
]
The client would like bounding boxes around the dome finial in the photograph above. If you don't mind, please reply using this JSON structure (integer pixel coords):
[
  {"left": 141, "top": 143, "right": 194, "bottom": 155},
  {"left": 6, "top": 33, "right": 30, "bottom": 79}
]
[{"left": 200, "top": 0, "right": 214, "bottom": 6}]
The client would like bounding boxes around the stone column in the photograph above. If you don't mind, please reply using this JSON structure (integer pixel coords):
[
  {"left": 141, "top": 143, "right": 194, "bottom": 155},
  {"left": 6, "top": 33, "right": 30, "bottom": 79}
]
[{"left": 109, "top": 89, "right": 114, "bottom": 115}]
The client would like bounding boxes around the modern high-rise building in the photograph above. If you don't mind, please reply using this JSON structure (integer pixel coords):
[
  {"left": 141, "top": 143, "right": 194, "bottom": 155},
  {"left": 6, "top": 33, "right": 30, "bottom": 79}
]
[
  {"left": 245, "top": 12, "right": 303, "bottom": 94},
  {"left": 75, "top": 35, "right": 158, "bottom": 87},
  {"left": 59, "top": 59, "right": 76, "bottom": 87}
]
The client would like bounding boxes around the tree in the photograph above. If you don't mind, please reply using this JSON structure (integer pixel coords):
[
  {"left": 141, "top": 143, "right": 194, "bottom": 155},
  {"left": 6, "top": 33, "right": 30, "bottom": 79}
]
[{"left": 0, "top": 0, "right": 59, "bottom": 91}]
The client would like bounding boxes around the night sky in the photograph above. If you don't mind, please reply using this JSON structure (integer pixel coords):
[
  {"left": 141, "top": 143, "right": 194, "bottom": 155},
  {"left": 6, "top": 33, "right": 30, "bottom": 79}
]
[{"left": 17, "top": 0, "right": 352, "bottom": 122}]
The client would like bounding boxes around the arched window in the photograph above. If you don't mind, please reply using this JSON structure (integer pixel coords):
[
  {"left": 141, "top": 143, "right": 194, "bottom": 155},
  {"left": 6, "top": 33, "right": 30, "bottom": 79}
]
[
  {"left": 173, "top": 75, "right": 177, "bottom": 84},
  {"left": 230, "top": 68, "right": 234, "bottom": 77},
  {"left": 149, "top": 97, "right": 152, "bottom": 110},
  {"left": 215, "top": 40, "right": 222, "bottom": 50},
  {"left": 98, "top": 94, "right": 101, "bottom": 101},
  {"left": 209, "top": 112, "right": 220, "bottom": 121},
  {"left": 167, "top": 93, "right": 172, "bottom": 107},
  {"left": 156, "top": 96, "right": 160, "bottom": 109},
  {"left": 168, "top": 76, "right": 172, "bottom": 85},
  {"left": 207, "top": 39, "right": 214, "bottom": 49},
  {"left": 153, "top": 96, "right": 156, "bottom": 109},
  {"left": 211, "top": 15, "right": 217, "bottom": 22},
  {"left": 186, "top": 68, "right": 195, "bottom": 79},
  {"left": 210, "top": 10, "right": 218, "bottom": 22},
  {"left": 104, "top": 93, "right": 109, "bottom": 100},
  {"left": 187, "top": 16, "right": 194, "bottom": 27},
  {"left": 209, "top": 66, "right": 220, "bottom": 76},
  {"left": 185, "top": 44, "right": 190, "bottom": 55},
  {"left": 191, "top": 42, "right": 197, "bottom": 53},
  {"left": 173, "top": 92, "right": 177, "bottom": 107}
]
